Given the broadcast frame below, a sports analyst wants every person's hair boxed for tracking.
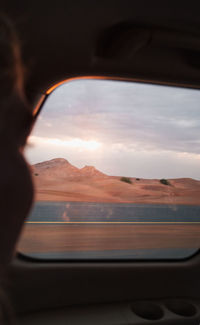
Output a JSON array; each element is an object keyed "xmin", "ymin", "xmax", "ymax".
[
  {"xmin": 0, "ymin": 13, "xmax": 33, "ymax": 149},
  {"xmin": 0, "ymin": 13, "xmax": 34, "ymax": 324},
  {"xmin": 0, "ymin": 13, "xmax": 24, "ymax": 97}
]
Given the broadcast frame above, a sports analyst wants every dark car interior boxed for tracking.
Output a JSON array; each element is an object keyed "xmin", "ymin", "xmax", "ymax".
[{"xmin": 1, "ymin": 1, "xmax": 200, "ymax": 324}]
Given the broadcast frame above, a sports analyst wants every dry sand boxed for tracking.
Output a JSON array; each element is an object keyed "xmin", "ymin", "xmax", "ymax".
[{"xmin": 33, "ymin": 173, "xmax": 200, "ymax": 206}]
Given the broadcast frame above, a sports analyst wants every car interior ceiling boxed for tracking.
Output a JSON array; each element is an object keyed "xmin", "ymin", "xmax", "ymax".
[{"xmin": 1, "ymin": 1, "xmax": 200, "ymax": 324}]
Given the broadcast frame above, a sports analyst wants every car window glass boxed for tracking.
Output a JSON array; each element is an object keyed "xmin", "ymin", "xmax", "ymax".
[{"xmin": 18, "ymin": 79, "xmax": 200, "ymax": 260}]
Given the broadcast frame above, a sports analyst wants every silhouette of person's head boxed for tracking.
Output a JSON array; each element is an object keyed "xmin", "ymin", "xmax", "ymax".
[{"xmin": 0, "ymin": 14, "xmax": 34, "ymax": 269}]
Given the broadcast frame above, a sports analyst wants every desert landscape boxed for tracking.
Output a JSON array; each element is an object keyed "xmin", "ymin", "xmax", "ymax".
[
  {"xmin": 17, "ymin": 158, "xmax": 200, "ymax": 258},
  {"xmin": 31, "ymin": 158, "xmax": 200, "ymax": 205}
]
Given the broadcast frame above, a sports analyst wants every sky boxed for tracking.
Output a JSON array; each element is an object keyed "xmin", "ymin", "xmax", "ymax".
[{"xmin": 25, "ymin": 79, "xmax": 200, "ymax": 179}]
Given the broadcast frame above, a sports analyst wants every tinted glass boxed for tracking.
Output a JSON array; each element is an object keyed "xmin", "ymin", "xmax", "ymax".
[{"xmin": 18, "ymin": 79, "xmax": 200, "ymax": 260}]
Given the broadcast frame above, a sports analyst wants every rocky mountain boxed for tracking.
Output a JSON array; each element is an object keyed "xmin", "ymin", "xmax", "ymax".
[
  {"xmin": 32, "ymin": 158, "xmax": 107, "ymax": 178},
  {"xmin": 34, "ymin": 158, "xmax": 70, "ymax": 169},
  {"xmin": 79, "ymin": 165, "xmax": 106, "ymax": 177}
]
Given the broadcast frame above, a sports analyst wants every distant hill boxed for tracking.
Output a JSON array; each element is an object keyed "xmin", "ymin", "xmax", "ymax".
[
  {"xmin": 32, "ymin": 158, "xmax": 107, "ymax": 178},
  {"xmin": 79, "ymin": 165, "xmax": 106, "ymax": 178},
  {"xmin": 31, "ymin": 158, "xmax": 200, "ymax": 205}
]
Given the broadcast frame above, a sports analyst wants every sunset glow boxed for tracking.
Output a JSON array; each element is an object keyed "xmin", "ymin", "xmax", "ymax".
[{"xmin": 29, "ymin": 135, "xmax": 102, "ymax": 151}]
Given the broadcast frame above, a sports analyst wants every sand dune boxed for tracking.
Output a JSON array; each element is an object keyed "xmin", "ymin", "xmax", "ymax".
[{"xmin": 31, "ymin": 158, "xmax": 200, "ymax": 205}]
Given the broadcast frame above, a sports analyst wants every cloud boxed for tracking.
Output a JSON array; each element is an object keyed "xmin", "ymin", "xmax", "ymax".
[
  {"xmin": 29, "ymin": 135, "xmax": 102, "ymax": 151},
  {"xmin": 26, "ymin": 80, "xmax": 200, "ymax": 178}
]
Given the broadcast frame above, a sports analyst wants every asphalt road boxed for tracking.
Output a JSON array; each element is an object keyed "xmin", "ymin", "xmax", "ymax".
[{"xmin": 26, "ymin": 201, "xmax": 200, "ymax": 224}]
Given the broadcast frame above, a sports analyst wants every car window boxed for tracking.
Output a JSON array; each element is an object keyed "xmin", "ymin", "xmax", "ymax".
[{"xmin": 18, "ymin": 78, "xmax": 200, "ymax": 260}]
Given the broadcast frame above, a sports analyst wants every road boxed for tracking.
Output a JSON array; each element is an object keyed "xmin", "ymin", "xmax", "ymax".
[
  {"xmin": 17, "ymin": 201, "xmax": 200, "ymax": 260},
  {"xmin": 26, "ymin": 201, "xmax": 200, "ymax": 223}
]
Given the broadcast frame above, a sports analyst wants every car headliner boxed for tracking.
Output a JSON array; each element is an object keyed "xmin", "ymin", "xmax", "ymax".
[{"xmin": 1, "ymin": 0, "xmax": 200, "ymax": 102}]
